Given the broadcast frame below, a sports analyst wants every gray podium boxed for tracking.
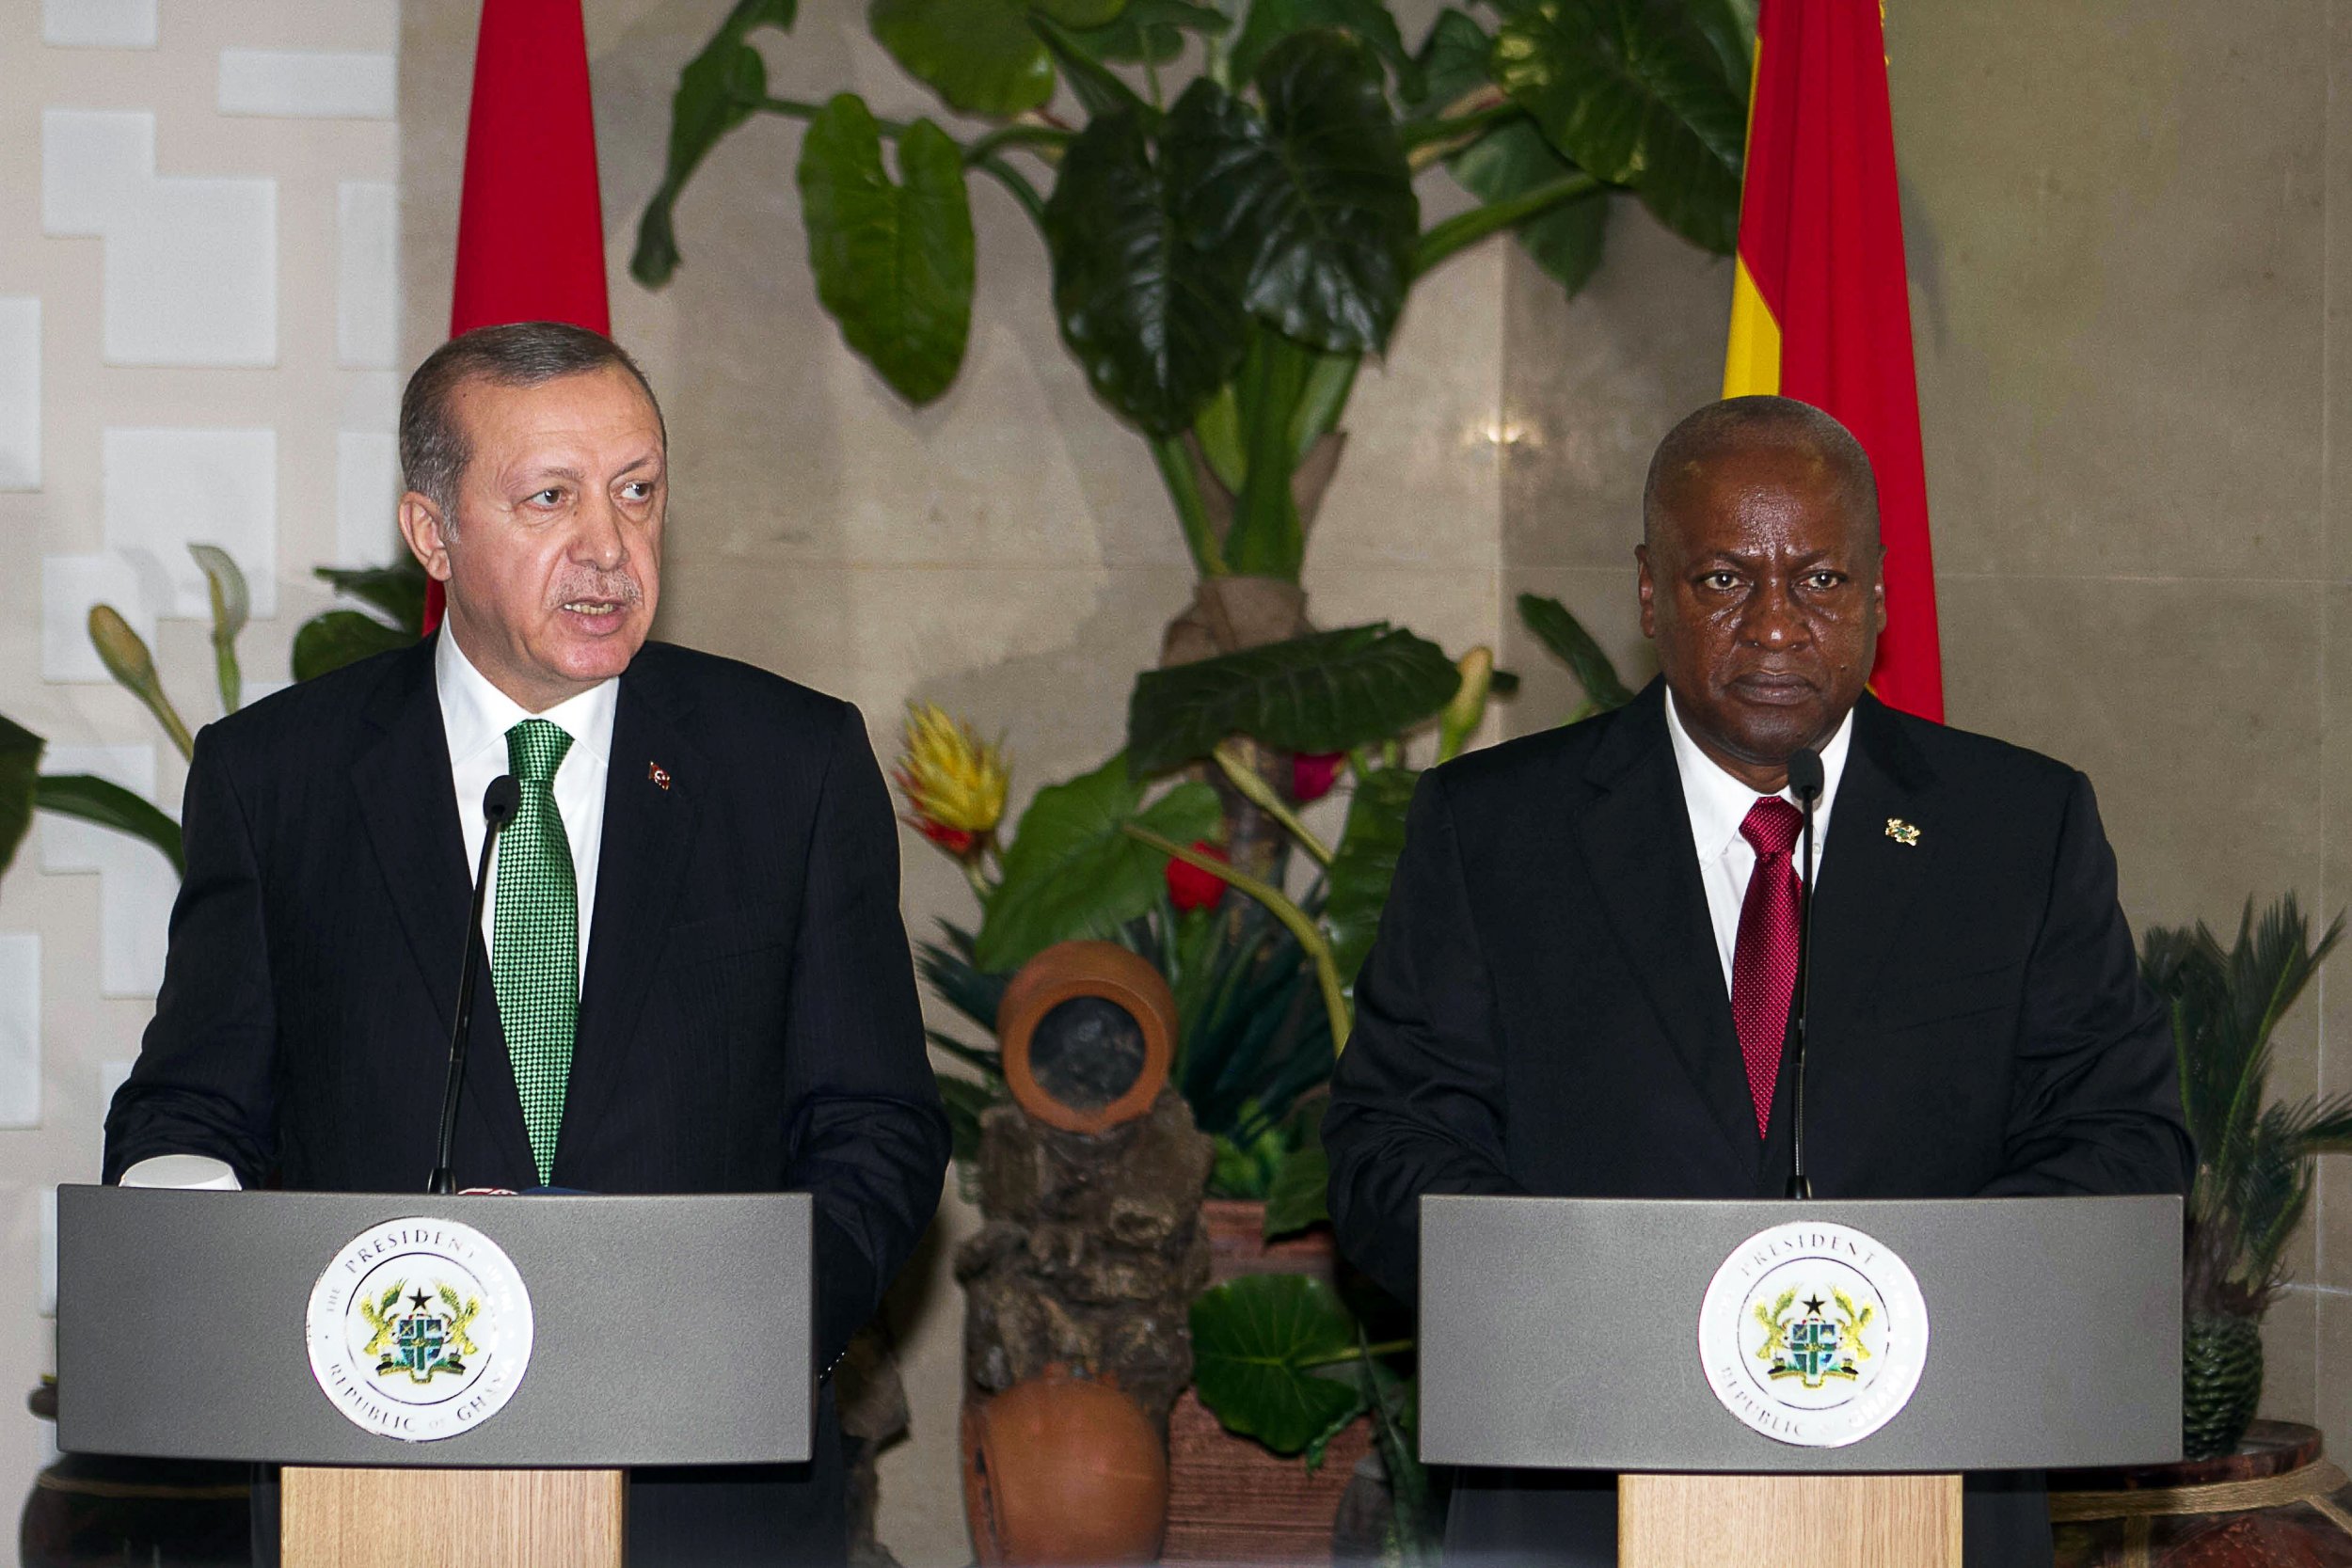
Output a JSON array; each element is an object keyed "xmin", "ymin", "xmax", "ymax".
[
  {"xmin": 56, "ymin": 1186, "xmax": 816, "ymax": 1568},
  {"xmin": 1418, "ymin": 1195, "xmax": 2184, "ymax": 1568}
]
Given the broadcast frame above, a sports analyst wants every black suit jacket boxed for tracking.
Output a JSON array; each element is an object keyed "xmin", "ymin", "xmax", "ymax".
[
  {"xmin": 1324, "ymin": 682, "xmax": 2191, "ymax": 1567},
  {"xmin": 104, "ymin": 636, "xmax": 950, "ymax": 1564}
]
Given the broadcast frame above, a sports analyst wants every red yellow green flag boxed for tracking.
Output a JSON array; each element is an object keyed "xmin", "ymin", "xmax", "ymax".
[{"xmin": 1723, "ymin": 0, "xmax": 1942, "ymax": 721}]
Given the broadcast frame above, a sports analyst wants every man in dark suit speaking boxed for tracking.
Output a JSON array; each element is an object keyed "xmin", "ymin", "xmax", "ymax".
[
  {"xmin": 1324, "ymin": 396, "xmax": 2191, "ymax": 1567},
  {"xmin": 103, "ymin": 322, "xmax": 949, "ymax": 1564}
]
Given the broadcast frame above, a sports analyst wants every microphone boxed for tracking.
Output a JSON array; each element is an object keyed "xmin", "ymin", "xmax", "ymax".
[
  {"xmin": 1784, "ymin": 747, "xmax": 1824, "ymax": 1201},
  {"xmin": 428, "ymin": 775, "xmax": 520, "ymax": 1195}
]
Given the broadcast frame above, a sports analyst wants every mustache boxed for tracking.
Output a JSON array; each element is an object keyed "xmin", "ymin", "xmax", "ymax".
[{"xmin": 547, "ymin": 572, "xmax": 644, "ymax": 608}]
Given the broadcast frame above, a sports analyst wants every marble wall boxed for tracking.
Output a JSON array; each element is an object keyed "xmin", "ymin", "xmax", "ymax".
[{"xmin": 1896, "ymin": 0, "xmax": 2351, "ymax": 1461}]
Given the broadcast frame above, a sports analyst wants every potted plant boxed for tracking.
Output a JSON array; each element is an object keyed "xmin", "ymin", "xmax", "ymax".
[
  {"xmin": 2043, "ymin": 897, "xmax": 2352, "ymax": 1562},
  {"xmin": 2139, "ymin": 896, "xmax": 2352, "ymax": 1460},
  {"xmin": 898, "ymin": 594, "xmax": 1631, "ymax": 1554}
]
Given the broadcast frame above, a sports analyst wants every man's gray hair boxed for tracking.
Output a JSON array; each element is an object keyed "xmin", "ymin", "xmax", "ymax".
[
  {"xmin": 399, "ymin": 321, "xmax": 666, "ymax": 527},
  {"xmin": 1641, "ymin": 395, "xmax": 1880, "ymax": 549}
]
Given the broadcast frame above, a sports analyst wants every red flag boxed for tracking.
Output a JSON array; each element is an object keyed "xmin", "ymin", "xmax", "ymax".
[
  {"xmin": 1722, "ymin": 0, "xmax": 1942, "ymax": 721},
  {"xmin": 424, "ymin": 0, "xmax": 612, "ymax": 633}
]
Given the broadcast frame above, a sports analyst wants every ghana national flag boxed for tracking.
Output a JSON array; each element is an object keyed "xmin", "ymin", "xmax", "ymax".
[{"xmin": 1722, "ymin": 0, "xmax": 1942, "ymax": 721}]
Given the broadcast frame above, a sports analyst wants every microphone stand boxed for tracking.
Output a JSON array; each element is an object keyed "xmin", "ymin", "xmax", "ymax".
[
  {"xmin": 1785, "ymin": 748, "xmax": 1824, "ymax": 1201},
  {"xmin": 428, "ymin": 775, "xmax": 519, "ymax": 1195}
]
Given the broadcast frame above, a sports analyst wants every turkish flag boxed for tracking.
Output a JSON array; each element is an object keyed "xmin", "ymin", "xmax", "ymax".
[{"xmin": 424, "ymin": 0, "xmax": 611, "ymax": 633}]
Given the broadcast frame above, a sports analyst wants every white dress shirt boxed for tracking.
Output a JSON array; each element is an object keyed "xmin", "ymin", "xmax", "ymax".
[
  {"xmin": 436, "ymin": 624, "xmax": 617, "ymax": 986},
  {"xmin": 1665, "ymin": 691, "xmax": 1854, "ymax": 995},
  {"xmin": 120, "ymin": 627, "xmax": 618, "ymax": 1192}
]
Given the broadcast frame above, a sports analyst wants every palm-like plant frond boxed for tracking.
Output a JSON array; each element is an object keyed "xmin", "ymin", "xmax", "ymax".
[{"xmin": 2143, "ymin": 895, "xmax": 2350, "ymax": 1317}]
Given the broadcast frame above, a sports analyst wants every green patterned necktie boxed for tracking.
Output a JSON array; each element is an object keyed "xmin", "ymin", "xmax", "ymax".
[{"xmin": 493, "ymin": 718, "xmax": 577, "ymax": 1185}]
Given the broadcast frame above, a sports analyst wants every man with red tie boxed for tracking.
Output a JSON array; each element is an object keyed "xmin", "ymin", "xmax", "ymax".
[{"xmin": 1323, "ymin": 395, "xmax": 2191, "ymax": 1567}]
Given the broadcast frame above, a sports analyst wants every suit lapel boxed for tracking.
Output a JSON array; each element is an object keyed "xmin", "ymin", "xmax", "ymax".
[
  {"xmin": 1573, "ymin": 683, "xmax": 1761, "ymax": 1165},
  {"xmin": 1804, "ymin": 696, "xmax": 1939, "ymax": 1057},
  {"xmin": 349, "ymin": 640, "xmax": 537, "ymax": 1181},
  {"xmin": 558, "ymin": 657, "xmax": 703, "ymax": 1177}
]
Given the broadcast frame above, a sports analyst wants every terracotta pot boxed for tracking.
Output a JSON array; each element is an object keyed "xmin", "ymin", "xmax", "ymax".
[
  {"xmin": 1162, "ymin": 1201, "xmax": 1374, "ymax": 1567},
  {"xmin": 2050, "ymin": 1418, "xmax": 2352, "ymax": 1565},
  {"xmin": 996, "ymin": 942, "xmax": 1177, "ymax": 1134},
  {"xmin": 962, "ymin": 1367, "xmax": 1168, "ymax": 1565}
]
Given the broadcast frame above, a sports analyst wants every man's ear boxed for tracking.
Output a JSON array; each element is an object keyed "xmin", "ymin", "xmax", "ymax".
[
  {"xmin": 1636, "ymin": 543, "xmax": 1659, "ymax": 640},
  {"xmin": 397, "ymin": 492, "xmax": 453, "ymax": 583}
]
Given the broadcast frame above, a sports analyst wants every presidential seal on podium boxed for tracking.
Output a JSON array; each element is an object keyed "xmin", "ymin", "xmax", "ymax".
[
  {"xmin": 305, "ymin": 1215, "xmax": 535, "ymax": 1442},
  {"xmin": 1696, "ymin": 1219, "xmax": 1930, "ymax": 1449}
]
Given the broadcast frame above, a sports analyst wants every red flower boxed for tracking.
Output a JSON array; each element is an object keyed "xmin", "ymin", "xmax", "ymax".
[
  {"xmin": 1292, "ymin": 752, "xmax": 1343, "ymax": 803},
  {"xmin": 1166, "ymin": 841, "xmax": 1230, "ymax": 912},
  {"xmin": 907, "ymin": 816, "xmax": 977, "ymax": 857}
]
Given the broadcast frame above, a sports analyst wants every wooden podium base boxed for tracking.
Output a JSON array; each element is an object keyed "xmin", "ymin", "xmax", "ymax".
[
  {"xmin": 280, "ymin": 1465, "xmax": 624, "ymax": 1568},
  {"xmin": 1620, "ymin": 1472, "xmax": 1962, "ymax": 1568}
]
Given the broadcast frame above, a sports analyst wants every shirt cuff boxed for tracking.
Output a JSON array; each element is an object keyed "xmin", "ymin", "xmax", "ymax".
[{"xmin": 118, "ymin": 1154, "xmax": 242, "ymax": 1191}]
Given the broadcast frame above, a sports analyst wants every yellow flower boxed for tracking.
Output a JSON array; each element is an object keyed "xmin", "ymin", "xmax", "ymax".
[{"xmin": 893, "ymin": 702, "xmax": 1009, "ymax": 857}]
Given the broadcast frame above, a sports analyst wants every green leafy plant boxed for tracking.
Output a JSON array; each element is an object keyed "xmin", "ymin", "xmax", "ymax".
[
  {"xmin": 0, "ymin": 541, "xmax": 264, "ymax": 879},
  {"xmin": 3, "ymin": 546, "xmax": 435, "ymax": 884},
  {"xmin": 637, "ymin": 0, "xmax": 1746, "ymax": 859},
  {"xmin": 2142, "ymin": 895, "xmax": 2352, "ymax": 1458},
  {"xmin": 1178, "ymin": 593, "xmax": 1629, "ymax": 1538},
  {"xmin": 1188, "ymin": 1273, "xmax": 1431, "ymax": 1554},
  {"xmin": 293, "ymin": 557, "xmax": 430, "ymax": 683}
]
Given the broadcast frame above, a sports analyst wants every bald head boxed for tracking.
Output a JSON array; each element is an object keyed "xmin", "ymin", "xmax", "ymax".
[{"xmin": 1643, "ymin": 396, "xmax": 1880, "ymax": 555}]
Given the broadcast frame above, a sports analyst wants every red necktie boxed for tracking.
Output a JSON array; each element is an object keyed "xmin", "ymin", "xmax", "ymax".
[{"xmin": 1732, "ymin": 797, "xmax": 1805, "ymax": 1137}]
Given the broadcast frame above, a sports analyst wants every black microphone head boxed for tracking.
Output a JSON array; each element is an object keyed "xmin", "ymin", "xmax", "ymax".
[
  {"xmin": 1785, "ymin": 747, "xmax": 1825, "ymax": 804},
  {"xmin": 483, "ymin": 774, "xmax": 521, "ymax": 829}
]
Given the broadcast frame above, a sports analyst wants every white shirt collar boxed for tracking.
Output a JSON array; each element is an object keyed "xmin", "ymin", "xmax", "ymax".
[
  {"xmin": 1665, "ymin": 689, "xmax": 1854, "ymax": 867},
  {"xmin": 434, "ymin": 625, "xmax": 618, "ymax": 773}
]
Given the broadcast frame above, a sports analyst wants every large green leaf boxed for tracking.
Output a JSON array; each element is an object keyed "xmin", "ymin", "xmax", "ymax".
[
  {"xmin": 1045, "ymin": 111, "xmax": 1247, "ymax": 436},
  {"xmin": 1682, "ymin": 0, "xmax": 1759, "ymax": 96},
  {"xmin": 1190, "ymin": 1272, "xmax": 1367, "ymax": 1453},
  {"xmin": 1517, "ymin": 593, "xmax": 1632, "ymax": 712},
  {"xmin": 1065, "ymin": 0, "xmax": 1229, "ymax": 64},
  {"xmin": 1228, "ymin": 0, "xmax": 1420, "ymax": 100},
  {"xmin": 973, "ymin": 754, "xmax": 1221, "ymax": 972},
  {"xmin": 1326, "ymin": 764, "xmax": 1417, "ymax": 984},
  {"xmin": 1408, "ymin": 6, "xmax": 1494, "ymax": 112},
  {"xmin": 1127, "ymin": 624, "xmax": 1459, "ymax": 776},
  {"xmin": 797, "ymin": 96, "xmax": 976, "ymax": 405},
  {"xmin": 292, "ymin": 610, "xmax": 412, "ymax": 683},
  {"xmin": 1165, "ymin": 35, "xmax": 1417, "ymax": 354},
  {"xmin": 1492, "ymin": 0, "xmax": 1742, "ymax": 254},
  {"xmin": 1030, "ymin": 12, "xmax": 1153, "ymax": 119},
  {"xmin": 34, "ymin": 775, "xmax": 183, "ymax": 876},
  {"xmin": 632, "ymin": 0, "xmax": 799, "ymax": 286},
  {"xmin": 871, "ymin": 0, "xmax": 1052, "ymax": 115},
  {"xmin": 312, "ymin": 559, "xmax": 428, "ymax": 632},
  {"xmin": 870, "ymin": 0, "xmax": 1123, "ymax": 118},
  {"xmin": 1453, "ymin": 119, "xmax": 1609, "ymax": 293},
  {"xmin": 0, "ymin": 716, "xmax": 40, "ymax": 879},
  {"xmin": 1413, "ymin": 8, "xmax": 1609, "ymax": 292},
  {"xmin": 1262, "ymin": 1117, "xmax": 1332, "ymax": 1238}
]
